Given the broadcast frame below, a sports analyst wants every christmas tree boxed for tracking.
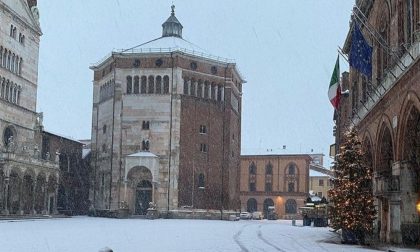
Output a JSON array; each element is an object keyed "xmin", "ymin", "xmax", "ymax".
[{"xmin": 328, "ymin": 127, "xmax": 376, "ymax": 244}]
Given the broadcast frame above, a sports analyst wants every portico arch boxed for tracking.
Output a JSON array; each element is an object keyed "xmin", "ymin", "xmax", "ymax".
[
  {"xmin": 47, "ymin": 174, "xmax": 58, "ymax": 214},
  {"xmin": 22, "ymin": 169, "xmax": 35, "ymax": 214},
  {"xmin": 8, "ymin": 168, "xmax": 22, "ymax": 214},
  {"xmin": 34, "ymin": 172, "xmax": 47, "ymax": 213},
  {"xmin": 127, "ymin": 166, "xmax": 153, "ymax": 215}
]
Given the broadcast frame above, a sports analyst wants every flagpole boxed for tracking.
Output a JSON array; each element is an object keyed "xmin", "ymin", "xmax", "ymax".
[{"xmin": 337, "ymin": 46, "xmax": 348, "ymax": 63}]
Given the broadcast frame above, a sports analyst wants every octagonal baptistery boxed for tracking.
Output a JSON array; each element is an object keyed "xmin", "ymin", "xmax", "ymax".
[{"xmin": 90, "ymin": 6, "xmax": 245, "ymax": 216}]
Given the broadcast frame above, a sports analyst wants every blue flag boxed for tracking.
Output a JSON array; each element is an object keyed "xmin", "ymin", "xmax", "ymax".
[{"xmin": 349, "ymin": 22, "xmax": 372, "ymax": 78}]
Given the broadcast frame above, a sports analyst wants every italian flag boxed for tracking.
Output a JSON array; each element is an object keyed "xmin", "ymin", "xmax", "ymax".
[{"xmin": 328, "ymin": 56, "xmax": 340, "ymax": 109}]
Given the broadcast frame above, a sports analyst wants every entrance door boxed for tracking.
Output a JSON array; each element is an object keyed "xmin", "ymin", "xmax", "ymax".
[
  {"xmin": 49, "ymin": 196, "xmax": 54, "ymax": 215},
  {"xmin": 135, "ymin": 180, "xmax": 152, "ymax": 215}
]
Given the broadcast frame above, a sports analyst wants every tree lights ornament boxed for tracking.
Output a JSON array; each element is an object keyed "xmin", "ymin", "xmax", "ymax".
[{"xmin": 328, "ymin": 127, "xmax": 376, "ymax": 244}]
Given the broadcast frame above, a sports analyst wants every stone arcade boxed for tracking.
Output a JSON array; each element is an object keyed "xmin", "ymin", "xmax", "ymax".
[{"xmin": 336, "ymin": 0, "xmax": 420, "ymax": 245}]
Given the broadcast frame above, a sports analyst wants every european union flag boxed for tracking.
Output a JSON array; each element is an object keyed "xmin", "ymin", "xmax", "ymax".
[{"xmin": 349, "ymin": 22, "xmax": 372, "ymax": 78}]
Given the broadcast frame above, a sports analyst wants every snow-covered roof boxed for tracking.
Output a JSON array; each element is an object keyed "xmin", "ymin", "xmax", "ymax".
[
  {"xmin": 127, "ymin": 36, "xmax": 208, "ymax": 55},
  {"xmin": 43, "ymin": 130, "xmax": 84, "ymax": 144},
  {"xmin": 310, "ymin": 170, "xmax": 330, "ymax": 177},
  {"xmin": 127, "ymin": 152, "xmax": 158, "ymax": 158},
  {"xmin": 82, "ymin": 149, "xmax": 91, "ymax": 159}
]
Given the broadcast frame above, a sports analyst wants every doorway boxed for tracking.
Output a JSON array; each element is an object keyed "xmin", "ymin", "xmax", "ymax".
[{"xmin": 135, "ymin": 180, "xmax": 152, "ymax": 215}]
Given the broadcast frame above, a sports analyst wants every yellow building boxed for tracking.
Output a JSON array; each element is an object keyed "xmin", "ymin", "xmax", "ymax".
[
  {"xmin": 240, "ymin": 154, "xmax": 311, "ymax": 219},
  {"xmin": 309, "ymin": 171, "xmax": 332, "ymax": 200}
]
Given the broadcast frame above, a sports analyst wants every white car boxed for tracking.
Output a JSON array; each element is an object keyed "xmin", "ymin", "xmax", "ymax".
[{"xmin": 240, "ymin": 212, "xmax": 252, "ymax": 220}]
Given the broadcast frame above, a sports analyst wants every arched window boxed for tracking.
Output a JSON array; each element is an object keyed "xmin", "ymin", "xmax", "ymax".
[
  {"xmin": 288, "ymin": 182, "xmax": 295, "ymax": 192},
  {"xmin": 126, "ymin": 76, "xmax": 132, "ymax": 94},
  {"xmin": 286, "ymin": 163, "xmax": 297, "ymax": 192},
  {"xmin": 156, "ymin": 76, "xmax": 162, "ymax": 94},
  {"xmin": 0, "ymin": 47, "xmax": 3, "ymax": 67},
  {"xmin": 0, "ymin": 78, "xmax": 4, "ymax": 99},
  {"xmin": 11, "ymin": 54, "xmax": 15, "ymax": 73},
  {"xmin": 163, "ymin": 75, "xmax": 169, "ymax": 94},
  {"xmin": 12, "ymin": 85, "xmax": 17, "ymax": 103},
  {"xmin": 148, "ymin": 75, "xmax": 154, "ymax": 94},
  {"xmin": 247, "ymin": 198, "xmax": 258, "ymax": 213},
  {"xmin": 197, "ymin": 80, "xmax": 203, "ymax": 98},
  {"xmin": 14, "ymin": 55, "xmax": 19, "ymax": 73},
  {"xmin": 249, "ymin": 162, "xmax": 257, "ymax": 192},
  {"xmin": 131, "ymin": 76, "xmax": 138, "ymax": 94},
  {"xmin": 140, "ymin": 76, "xmax": 147, "ymax": 94},
  {"xmin": 17, "ymin": 86, "xmax": 21, "ymax": 104},
  {"xmin": 2, "ymin": 50, "xmax": 7, "ymax": 67},
  {"xmin": 211, "ymin": 83, "xmax": 216, "ymax": 100},
  {"xmin": 265, "ymin": 162, "xmax": 273, "ymax": 192},
  {"xmin": 183, "ymin": 78, "xmax": 189, "ymax": 95},
  {"xmin": 190, "ymin": 79, "xmax": 196, "ymax": 96},
  {"xmin": 10, "ymin": 25, "xmax": 13, "ymax": 37},
  {"xmin": 3, "ymin": 126, "xmax": 15, "ymax": 147},
  {"xmin": 266, "ymin": 163, "xmax": 273, "ymax": 175},
  {"xmin": 249, "ymin": 162, "xmax": 257, "ymax": 175},
  {"xmin": 288, "ymin": 164, "xmax": 295, "ymax": 175},
  {"xmin": 7, "ymin": 52, "xmax": 11, "ymax": 70},
  {"xmin": 285, "ymin": 199, "xmax": 297, "ymax": 214},
  {"xmin": 19, "ymin": 58, "xmax": 22, "ymax": 75},
  {"xmin": 204, "ymin": 81, "xmax": 210, "ymax": 99},
  {"xmin": 217, "ymin": 85, "xmax": 223, "ymax": 101},
  {"xmin": 198, "ymin": 173, "xmax": 205, "ymax": 188},
  {"xmin": 5, "ymin": 80, "xmax": 9, "ymax": 101}
]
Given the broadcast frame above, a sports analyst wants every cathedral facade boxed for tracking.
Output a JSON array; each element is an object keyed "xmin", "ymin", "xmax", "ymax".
[
  {"xmin": 0, "ymin": 0, "xmax": 60, "ymax": 215},
  {"xmin": 90, "ymin": 6, "xmax": 244, "ymax": 215}
]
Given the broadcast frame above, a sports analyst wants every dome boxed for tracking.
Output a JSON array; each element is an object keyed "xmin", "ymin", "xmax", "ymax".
[{"xmin": 162, "ymin": 5, "xmax": 183, "ymax": 38}]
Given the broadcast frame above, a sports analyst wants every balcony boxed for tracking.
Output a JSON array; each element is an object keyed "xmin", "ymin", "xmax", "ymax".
[
  {"xmin": 374, "ymin": 175, "xmax": 400, "ymax": 195},
  {"xmin": 0, "ymin": 151, "xmax": 59, "ymax": 170},
  {"xmin": 353, "ymin": 40, "xmax": 420, "ymax": 124}
]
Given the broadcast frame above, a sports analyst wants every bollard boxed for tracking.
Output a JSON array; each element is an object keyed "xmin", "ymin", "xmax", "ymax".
[{"xmin": 292, "ymin": 219, "xmax": 296, "ymax": 226}]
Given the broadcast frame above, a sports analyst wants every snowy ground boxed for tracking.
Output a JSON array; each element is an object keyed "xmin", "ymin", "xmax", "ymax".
[{"xmin": 0, "ymin": 217, "xmax": 417, "ymax": 252}]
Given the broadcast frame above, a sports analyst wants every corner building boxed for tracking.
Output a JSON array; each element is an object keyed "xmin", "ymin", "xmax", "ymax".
[
  {"xmin": 336, "ymin": 0, "xmax": 420, "ymax": 245},
  {"xmin": 240, "ymin": 154, "xmax": 311, "ymax": 219},
  {"xmin": 90, "ymin": 6, "xmax": 244, "ymax": 215}
]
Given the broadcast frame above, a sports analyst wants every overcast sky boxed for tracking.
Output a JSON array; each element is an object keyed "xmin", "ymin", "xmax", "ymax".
[{"xmin": 36, "ymin": 0, "xmax": 354, "ymax": 162}]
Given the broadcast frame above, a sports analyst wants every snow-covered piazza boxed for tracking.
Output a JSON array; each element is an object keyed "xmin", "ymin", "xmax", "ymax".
[{"xmin": 0, "ymin": 217, "xmax": 417, "ymax": 252}]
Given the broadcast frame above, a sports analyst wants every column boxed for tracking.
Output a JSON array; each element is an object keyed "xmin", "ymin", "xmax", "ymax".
[
  {"xmin": 389, "ymin": 199, "xmax": 402, "ymax": 243},
  {"xmin": 221, "ymin": 86, "xmax": 225, "ymax": 101},
  {"xmin": 18, "ymin": 178, "xmax": 23, "ymax": 215},
  {"xmin": 54, "ymin": 187, "xmax": 58, "ymax": 214},
  {"xmin": 31, "ymin": 179, "xmax": 37, "ymax": 214},
  {"xmin": 43, "ymin": 183, "xmax": 48, "ymax": 215},
  {"xmin": 3, "ymin": 178, "xmax": 9, "ymax": 215}
]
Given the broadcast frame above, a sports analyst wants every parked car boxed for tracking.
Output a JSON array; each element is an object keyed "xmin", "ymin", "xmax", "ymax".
[
  {"xmin": 251, "ymin": 211, "xmax": 263, "ymax": 220},
  {"xmin": 267, "ymin": 206, "xmax": 278, "ymax": 220},
  {"xmin": 240, "ymin": 212, "xmax": 252, "ymax": 220}
]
